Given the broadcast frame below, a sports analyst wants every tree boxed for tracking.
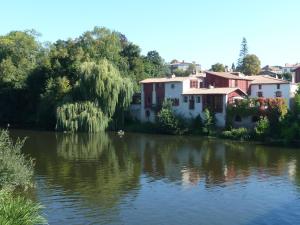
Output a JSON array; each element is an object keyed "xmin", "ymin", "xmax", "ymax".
[
  {"xmin": 0, "ymin": 31, "xmax": 41, "ymax": 88},
  {"xmin": 241, "ymin": 54, "xmax": 261, "ymax": 75},
  {"xmin": 231, "ymin": 63, "xmax": 236, "ymax": 72},
  {"xmin": 282, "ymin": 72, "xmax": 292, "ymax": 81},
  {"xmin": 237, "ymin": 37, "xmax": 248, "ymax": 71},
  {"xmin": 211, "ymin": 63, "xmax": 225, "ymax": 72},
  {"xmin": 77, "ymin": 59, "xmax": 133, "ymax": 117}
]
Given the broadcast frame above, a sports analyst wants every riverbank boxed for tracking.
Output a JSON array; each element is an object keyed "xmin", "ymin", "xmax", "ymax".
[
  {"xmin": 124, "ymin": 120, "xmax": 300, "ymax": 147},
  {"xmin": 0, "ymin": 130, "xmax": 46, "ymax": 224}
]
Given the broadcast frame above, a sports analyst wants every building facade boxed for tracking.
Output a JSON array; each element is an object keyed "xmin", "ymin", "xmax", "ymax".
[{"xmin": 136, "ymin": 71, "xmax": 299, "ymax": 128}]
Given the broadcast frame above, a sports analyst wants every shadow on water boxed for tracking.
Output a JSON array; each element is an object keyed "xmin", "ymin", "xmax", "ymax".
[{"xmin": 10, "ymin": 130, "xmax": 300, "ymax": 224}]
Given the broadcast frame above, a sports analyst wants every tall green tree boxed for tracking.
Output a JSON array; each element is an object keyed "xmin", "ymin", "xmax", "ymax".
[
  {"xmin": 237, "ymin": 37, "xmax": 248, "ymax": 72},
  {"xmin": 242, "ymin": 54, "xmax": 261, "ymax": 75},
  {"xmin": 0, "ymin": 31, "xmax": 41, "ymax": 89},
  {"xmin": 211, "ymin": 63, "xmax": 225, "ymax": 72}
]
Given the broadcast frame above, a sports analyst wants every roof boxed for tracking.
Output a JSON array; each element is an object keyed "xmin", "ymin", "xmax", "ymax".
[
  {"xmin": 293, "ymin": 66, "xmax": 300, "ymax": 72},
  {"xmin": 250, "ymin": 75, "xmax": 289, "ymax": 84},
  {"xmin": 205, "ymin": 71, "xmax": 253, "ymax": 80},
  {"xmin": 183, "ymin": 87, "xmax": 246, "ymax": 95},
  {"xmin": 140, "ymin": 76, "xmax": 190, "ymax": 84}
]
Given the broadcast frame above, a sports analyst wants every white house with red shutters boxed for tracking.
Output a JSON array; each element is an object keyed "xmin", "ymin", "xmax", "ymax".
[{"xmin": 136, "ymin": 71, "xmax": 298, "ymax": 127}]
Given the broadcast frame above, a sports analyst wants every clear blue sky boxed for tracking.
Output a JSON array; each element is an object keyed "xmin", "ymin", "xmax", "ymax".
[{"xmin": 1, "ymin": 0, "xmax": 299, "ymax": 69}]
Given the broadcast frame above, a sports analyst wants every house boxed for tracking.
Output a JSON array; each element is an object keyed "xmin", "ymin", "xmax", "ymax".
[
  {"xmin": 139, "ymin": 74, "xmax": 246, "ymax": 127},
  {"xmin": 169, "ymin": 60, "xmax": 201, "ymax": 74},
  {"xmin": 260, "ymin": 65, "xmax": 283, "ymax": 78},
  {"xmin": 282, "ymin": 63, "xmax": 300, "ymax": 74},
  {"xmin": 136, "ymin": 70, "xmax": 299, "ymax": 128},
  {"xmin": 248, "ymin": 75, "xmax": 296, "ymax": 108},
  {"xmin": 293, "ymin": 66, "xmax": 300, "ymax": 83},
  {"xmin": 204, "ymin": 71, "xmax": 252, "ymax": 93}
]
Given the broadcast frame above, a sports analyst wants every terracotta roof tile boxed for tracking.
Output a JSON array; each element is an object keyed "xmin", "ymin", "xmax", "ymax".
[
  {"xmin": 183, "ymin": 87, "xmax": 246, "ymax": 95},
  {"xmin": 250, "ymin": 75, "xmax": 289, "ymax": 84}
]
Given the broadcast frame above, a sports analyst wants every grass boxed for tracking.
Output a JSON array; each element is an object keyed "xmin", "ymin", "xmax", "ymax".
[{"xmin": 0, "ymin": 189, "xmax": 47, "ymax": 225}]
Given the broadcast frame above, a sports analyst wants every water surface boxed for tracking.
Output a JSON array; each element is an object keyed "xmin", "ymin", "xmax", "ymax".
[{"xmin": 12, "ymin": 130, "xmax": 300, "ymax": 225}]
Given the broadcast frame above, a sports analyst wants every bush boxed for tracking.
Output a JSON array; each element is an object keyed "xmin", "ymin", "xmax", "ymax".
[
  {"xmin": 0, "ymin": 130, "xmax": 34, "ymax": 189},
  {"xmin": 202, "ymin": 108, "xmax": 214, "ymax": 135},
  {"xmin": 221, "ymin": 128, "xmax": 250, "ymax": 141},
  {"xmin": 157, "ymin": 100, "xmax": 185, "ymax": 135},
  {"xmin": 189, "ymin": 115, "xmax": 203, "ymax": 134},
  {"xmin": 0, "ymin": 189, "xmax": 46, "ymax": 225},
  {"xmin": 254, "ymin": 117, "xmax": 270, "ymax": 140},
  {"xmin": 0, "ymin": 130, "xmax": 46, "ymax": 224}
]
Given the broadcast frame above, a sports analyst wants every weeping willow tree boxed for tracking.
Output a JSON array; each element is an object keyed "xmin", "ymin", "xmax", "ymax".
[
  {"xmin": 56, "ymin": 59, "xmax": 133, "ymax": 132},
  {"xmin": 78, "ymin": 59, "xmax": 133, "ymax": 116},
  {"xmin": 56, "ymin": 101, "xmax": 109, "ymax": 132}
]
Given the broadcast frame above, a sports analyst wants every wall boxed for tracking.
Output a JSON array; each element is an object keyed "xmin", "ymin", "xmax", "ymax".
[
  {"xmin": 295, "ymin": 68, "xmax": 300, "ymax": 83},
  {"xmin": 205, "ymin": 74, "xmax": 229, "ymax": 88},
  {"xmin": 250, "ymin": 83, "xmax": 291, "ymax": 107}
]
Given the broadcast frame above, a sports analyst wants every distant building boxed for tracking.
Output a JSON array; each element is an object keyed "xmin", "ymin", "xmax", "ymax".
[
  {"xmin": 169, "ymin": 60, "xmax": 201, "ymax": 74},
  {"xmin": 282, "ymin": 63, "xmax": 300, "ymax": 74},
  {"xmin": 260, "ymin": 65, "xmax": 283, "ymax": 78}
]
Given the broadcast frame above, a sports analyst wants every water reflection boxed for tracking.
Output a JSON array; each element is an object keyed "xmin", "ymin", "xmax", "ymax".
[{"xmin": 12, "ymin": 130, "xmax": 300, "ymax": 224}]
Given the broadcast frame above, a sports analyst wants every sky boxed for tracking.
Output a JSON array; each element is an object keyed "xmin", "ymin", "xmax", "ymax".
[{"xmin": 1, "ymin": 0, "xmax": 299, "ymax": 69}]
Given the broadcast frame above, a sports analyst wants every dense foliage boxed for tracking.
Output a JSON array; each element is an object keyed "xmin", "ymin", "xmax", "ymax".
[
  {"xmin": 0, "ymin": 130, "xmax": 46, "ymax": 224},
  {"xmin": 56, "ymin": 102, "xmax": 109, "ymax": 133},
  {"xmin": 0, "ymin": 130, "xmax": 33, "ymax": 189},
  {"xmin": 210, "ymin": 63, "xmax": 225, "ymax": 72},
  {"xmin": 0, "ymin": 27, "xmax": 168, "ymax": 132},
  {"xmin": 221, "ymin": 128, "xmax": 250, "ymax": 141},
  {"xmin": 157, "ymin": 100, "xmax": 184, "ymax": 135}
]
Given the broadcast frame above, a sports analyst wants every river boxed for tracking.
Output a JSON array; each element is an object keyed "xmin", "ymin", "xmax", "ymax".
[{"xmin": 11, "ymin": 129, "xmax": 300, "ymax": 225}]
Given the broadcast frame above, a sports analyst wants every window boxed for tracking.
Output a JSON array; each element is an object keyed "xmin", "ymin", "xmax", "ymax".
[
  {"xmin": 257, "ymin": 91, "xmax": 263, "ymax": 97},
  {"xmin": 259, "ymin": 85, "xmax": 262, "ymax": 90},
  {"xmin": 183, "ymin": 96, "xmax": 188, "ymax": 103},
  {"xmin": 190, "ymin": 80, "xmax": 198, "ymax": 88},
  {"xmin": 277, "ymin": 84, "xmax": 280, "ymax": 89},
  {"xmin": 171, "ymin": 83, "xmax": 175, "ymax": 89},
  {"xmin": 275, "ymin": 91, "xmax": 282, "ymax": 97},
  {"xmin": 156, "ymin": 83, "xmax": 164, "ymax": 88},
  {"xmin": 196, "ymin": 96, "xmax": 201, "ymax": 103}
]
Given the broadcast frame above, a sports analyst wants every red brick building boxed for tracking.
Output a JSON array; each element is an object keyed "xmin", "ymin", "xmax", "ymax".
[{"xmin": 294, "ymin": 66, "xmax": 300, "ymax": 83}]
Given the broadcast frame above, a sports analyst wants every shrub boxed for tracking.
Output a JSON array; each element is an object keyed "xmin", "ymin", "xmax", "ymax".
[
  {"xmin": 189, "ymin": 115, "xmax": 203, "ymax": 134},
  {"xmin": 221, "ymin": 128, "xmax": 250, "ymax": 141},
  {"xmin": 0, "ymin": 130, "xmax": 34, "ymax": 190},
  {"xmin": 0, "ymin": 189, "xmax": 46, "ymax": 225},
  {"xmin": 0, "ymin": 130, "xmax": 46, "ymax": 224},
  {"xmin": 157, "ymin": 100, "xmax": 185, "ymax": 135},
  {"xmin": 202, "ymin": 108, "xmax": 214, "ymax": 135},
  {"xmin": 254, "ymin": 117, "xmax": 270, "ymax": 140}
]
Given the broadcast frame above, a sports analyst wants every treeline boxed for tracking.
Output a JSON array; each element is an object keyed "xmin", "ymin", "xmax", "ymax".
[{"xmin": 0, "ymin": 27, "xmax": 169, "ymax": 131}]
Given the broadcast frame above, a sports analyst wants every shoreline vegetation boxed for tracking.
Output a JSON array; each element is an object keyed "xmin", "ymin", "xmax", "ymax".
[
  {"xmin": 124, "ymin": 98, "xmax": 300, "ymax": 147},
  {"xmin": 0, "ymin": 129, "xmax": 46, "ymax": 225},
  {"xmin": 0, "ymin": 27, "xmax": 300, "ymax": 146}
]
